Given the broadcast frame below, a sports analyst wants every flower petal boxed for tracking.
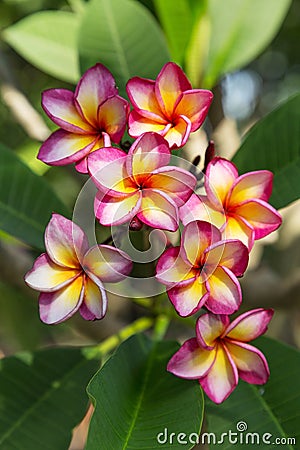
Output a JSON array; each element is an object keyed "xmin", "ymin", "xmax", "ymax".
[
  {"xmin": 181, "ymin": 220, "xmax": 221, "ymax": 267},
  {"xmin": 225, "ymin": 340, "xmax": 270, "ymax": 384},
  {"xmin": 38, "ymin": 129, "xmax": 98, "ymax": 166},
  {"xmin": 155, "ymin": 62, "xmax": 191, "ymax": 117},
  {"xmin": 196, "ymin": 313, "xmax": 229, "ymax": 350},
  {"xmin": 45, "ymin": 214, "xmax": 89, "ymax": 268},
  {"xmin": 138, "ymin": 189, "xmax": 179, "ymax": 231},
  {"xmin": 179, "ymin": 194, "xmax": 225, "ymax": 228},
  {"xmin": 80, "ymin": 277, "xmax": 107, "ymax": 320},
  {"xmin": 205, "ymin": 266, "xmax": 241, "ymax": 314},
  {"xmin": 204, "ymin": 239, "xmax": 249, "ymax": 277},
  {"xmin": 233, "ymin": 199, "xmax": 282, "ymax": 239},
  {"xmin": 205, "ymin": 157, "xmax": 238, "ymax": 207},
  {"xmin": 95, "ymin": 190, "xmax": 142, "ymax": 226},
  {"xmin": 222, "ymin": 215, "xmax": 254, "ymax": 250},
  {"xmin": 25, "ymin": 254, "xmax": 79, "ymax": 292},
  {"xmin": 74, "ymin": 63, "xmax": 117, "ymax": 127},
  {"xmin": 167, "ymin": 338, "xmax": 216, "ymax": 379},
  {"xmin": 127, "ymin": 132, "xmax": 170, "ymax": 179},
  {"xmin": 147, "ymin": 166, "xmax": 197, "ymax": 206},
  {"xmin": 175, "ymin": 89, "xmax": 213, "ymax": 131},
  {"xmin": 156, "ymin": 246, "xmax": 196, "ymax": 284},
  {"xmin": 225, "ymin": 308, "xmax": 274, "ymax": 341},
  {"xmin": 199, "ymin": 343, "xmax": 238, "ymax": 404},
  {"xmin": 75, "ymin": 133, "xmax": 111, "ymax": 174},
  {"xmin": 168, "ymin": 276, "xmax": 209, "ymax": 317},
  {"xmin": 97, "ymin": 95, "xmax": 129, "ymax": 143},
  {"xmin": 229, "ymin": 170, "xmax": 273, "ymax": 206},
  {"xmin": 83, "ymin": 244, "xmax": 132, "ymax": 282},
  {"xmin": 128, "ymin": 110, "xmax": 169, "ymax": 137},
  {"xmin": 126, "ymin": 77, "xmax": 166, "ymax": 122},
  {"xmin": 41, "ymin": 89, "xmax": 93, "ymax": 133},
  {"xmin": 164, "ymin": 115, "xmax": 191, "ymax": 149},
  {"xmin": 39, "ymin": 276, "xmax": 84, "ymax": 324}
]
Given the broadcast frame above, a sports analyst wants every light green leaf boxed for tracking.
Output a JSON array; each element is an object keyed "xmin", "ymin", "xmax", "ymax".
[
  {"xmin": 232, "ymin": 93, "xmax": 300, "ymax": 209},
  {"xmin": 3, "ymin": 11, "xmax": 81, "ymax": 83},
  {"xmin": 78, "ymin": 0, "xmax": 170, "ymax": 98},
  {"xmin": 153, "ymin": 0, "xmax": 192, "ymax": 64},
  {"xmin": 0, "ymin": 143, "xmax": 69, "ymax": 249},
  {"xmin": 0, "ymin": 347, "xmax": 100, "ymax": 450},
  {"xmin": 202, "ymin": 0, "xmax": 291, "ymax": 88},
  {"xmin": 86, "ymin": 334, "xmax": 204, "ymax": 449},
  {"xmin": 206, "ymin": 336, "xmax": 300, "ymax": 449}
]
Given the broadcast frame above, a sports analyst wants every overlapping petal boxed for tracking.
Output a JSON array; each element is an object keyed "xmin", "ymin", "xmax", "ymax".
[
  {"xmin": 225, "ymin": 308, "xmax": 274, "ymax": 341},
  {"xmin": 181, "ymin": 220, "xmax": 221, "ymax": 266},
  {"xmin": 156, "ymin": 247, "xmax": 196, "ymax": 284},
  {"xmin": 97, "ymin": 95, "xmax": 129, "ymax": 143},
  {"xmin": 138, "ymin": 189, "xmax": 179, "ymax": 232},
  {"xmin": 83, "ymin": 245, "xmax": 132, "ymax": 282},
  {"xmin": 168, "ymin": 276, "xmax": 209, "ymax": 317},
  {"xmin": 126, "ymin": 77, "xmax": 165, "ymax": 122},
  {"xmin": 80, "ymin": 277, "xmax": 107, "ymax": 321},
  {"xmin": 205, "ymin": 266, "xmax": 242, "ymax": 314},
  {"xmin": 164, "ymin": 115, "xmax": 191, "ymax": 148},
  {"xmin": 196, "ymin": 313, "xmax": 229, "ymax": 350},
  {"xmin": 179, "ymin": 194, "xmax": 225, "ymax": 228},
  {"xmin": 228, "ymin": 171, "xmax": 273, "ymax": 205},
  {"xmin": 222, "ymin": 215, "xmax": 254, "ymax": 249},
  {"xmin": 175, "ymin": 90, "xmax": 214, "ymax": 131},
  {"xmin": 95, "ymin": 191, "xmax": 142, "ymax": 226},
  {"xmin": 205, "ymin": 157, "xmax": 238, "ymax": 207},
  {"xmin": 128, "ymin": 111, "xmax": 169, "ymax": 137},
  {"xmin": 204, "ymin": 239, "xmax": 249, "ymax": 277}
]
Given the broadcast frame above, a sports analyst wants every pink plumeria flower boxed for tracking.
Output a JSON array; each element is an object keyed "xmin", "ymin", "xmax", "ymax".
[
  {"xmin": 167, "ymin": 308, "xmax": 274, "ymax": 404},
  {"xmin": 24, "ymin": 214, "xmax": 132, "ymax": 324},
  {"xmin": 156, "ymin": 220, "xmax": 248, "ymax": 316},
  {"xmin": 126, "ymin": 62, "xmax": 213, "ymax": 149},
  {"xmin": 180, "ymin": 157, "xmax": 282, "ymax": 249},
  {"xmin": 38, "ymin": 63, "xmax": 129, "ymax": 173},
  {"xmin": 88, "ymin": 132, "xmax": 197, "ymax": 232}
]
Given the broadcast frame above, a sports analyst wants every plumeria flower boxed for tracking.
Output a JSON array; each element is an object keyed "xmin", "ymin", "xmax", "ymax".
[
  {"xmin": 156, "ymin": 220, "xmax": 248, "ymax": 316},
  {"xmin": 126, "ymin": 62, "xmax": 213, "ymax": 149},
  {"xmin": 180, "ymin": 157, "xmax": 282, "ymax": 249},
  {"xmin": 167, "ymin": 308, "xmax": 274, "ymax": 404},
  {"xmin": 88, "ymin": 132, "xmax": 197, "ymax": 232},
  {"xmin": 38, "ymin": 63, "xmax": 129, "ymax": 173},
  {"xmin": 24, "ymin": 214, "xmax": 132, "ymax": 324}
]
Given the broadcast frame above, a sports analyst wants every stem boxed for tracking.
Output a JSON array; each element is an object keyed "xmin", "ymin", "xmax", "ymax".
[
  {"xmin": 101, "ymin": 234, "xmax": 113, "ymax": 245},
  {"xmin": 153, "ymin": 315, "xmax": 170, "ymax": 341}
]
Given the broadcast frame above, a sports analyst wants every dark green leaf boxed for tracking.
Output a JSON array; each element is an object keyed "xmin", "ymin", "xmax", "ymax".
[
  {"xmin": 78, "ymin": 0, "xmax": 170, "ymax": 98},
  {"xmin": 86, "ymin": 333, "xmax": 204, "ymax": 449},
  {"xmin": 0, "ymin": 143, "xmax": 69, "ymax": 250},
  {"xmin": 0, "ymin": 347, "xmax": 100, "ymax": 450},
  {"xmin": 232, "ymin": 93, "xmax": 300, "ymax": 209},
  {"xmin": 205, "ymin": 337, "xmax": 300, "ymax": 449}
]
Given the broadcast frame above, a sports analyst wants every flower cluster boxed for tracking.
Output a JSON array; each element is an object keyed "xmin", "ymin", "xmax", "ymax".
[{"xmin": 25, "ymin": 62, "xmax": 282, "ymax": 404}]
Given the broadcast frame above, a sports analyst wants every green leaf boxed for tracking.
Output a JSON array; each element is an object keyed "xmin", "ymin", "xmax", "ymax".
[
  {"xmin": 86, "ymin": 334, "xmax": 204, "ymax": 449},
  {"xmin": 153, "ymin": 0, "xmax": 192, "ymax": 64},
  {"xmin": 232, "ymin": 93, "xmax": 300, "ymax": 209},
  {"xmin": 0, "ymin": 143, "xmax": 69, "ymax": 249},
  {"xmin": 3, "ymin": 11, "xmax": 81, "ymax": 83},
  {"xmin": 205, "ymin": 336, "xmax": 300, "ymax": 448},
  {"xmin": 0, "ymin": 347, "xmax": 100, "ymax": 450},
  {"xmin": 202, "ymin": 0, "xmax": 291, "ymax": 88},
  {"xmin": 78, "ymin": 0, "xmax": 170, "ymax": 98}
]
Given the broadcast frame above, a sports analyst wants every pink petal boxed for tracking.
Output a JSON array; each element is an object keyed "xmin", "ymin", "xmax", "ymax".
[
  {"xmin": 167, "ymin": 276, "xmax": 209, "ymax": 317},
  {"xmin": 196, "ymin": 313, "xmax": 229, "ymax": 350},
  {"xmin": 147, "ymin": 166, "xmax": 197, "ymax": 207},
  {"xmin": 126, "ymin": 77, "xmax": 166, "ymax": 122},
  {"xmin": 38, "ymin": 129, "xmax": 98, "ymax": 166},
  {"xmin": 233, "ymin": 199, "xmax": 282, "ymax": 239},
  {"xmin": 225, "ymin": 308, "xmax": 274, "ymax": 341},
  {"xmin": 39, "ymin": 276, "xmax": 84, "ymax": 324},
  {"xmin": 128, "ymin": 110, "xmax": 169, "ymax": 138},
  {"xmin": 205, "ymin": 157, "xmax": 238, "ymax": 208},
  {"xmin": 155, "ymin": 62, "xmax": 192, "ymax": 118},
  {"xmin": 225, "ymin": 340, "xmax": 270, "ymax": 384},
  {"xmin": 25, "ymin": 254, "xmax": 80, "ymax": 292},
  {"xmin": 97, "ymin": 95, "xmax": 129, "ymax": 143},
  {"xmin": 228, "ymin": 170, "xmax": 273, "ymax": 206},
  {"xmin": 41, "ymin": 89, "xmax": 94, "ymax": 133},
  {"xmin": 199, "ymin": 343, "xmax": 238, "ymax": 404},
  {"xmin": 88, "ymin": 147, "xmax": 136, "ymax": 195},
  {"xmin": 80, "ymin": 277, "xmax": 107, "ymax": 320},
  {"xmin": 181, "ymin": 220, "xmax": 221, "ymax": 267},
  {"xmin": 204, "ymin": 239, "xmax": 249, "ymax": 277},
  {"xmin": 74, "ymin": 63, "xmax": 117, "ymax": 127},
  {"xmin": 156, "ymin": 246, "xmax": 196, "ymax": 285},
  {"xmin": 175, "ymin": 89, "xmax": 213, "ymax": 131},
  {"xmin": 163, "ymin": 114, "xmax": 192, "ymax": 149},
  {"xmin": 95, "ymin": 190, "xmax": 142, "ymax": 226},
  {"xmin": 127, "ymin": 132, "xmax": 170, "ymax": 179},
  {"xmin": 138, "ymin": 189, "xmax": 179, "ymax": 231},
  {"xmin": 45, "ymin": 214, "xmax": 89, "ymax": 268},
  {"xmin": 75, "ymin": 133, "xmax": 111, "ymax": 174},
  {"xmin": 179, "ymin": 194, "xmax": 225, "ymax": 228},
  {"xmin": 167, "ymin": 338, "xmax": 216, "ymax": 379},
  {"xmin": 222, "ymin": 215, "xmax": 254, "ymax": 250},
  {"xmin": 83, "ymin": 244, "xmax": 132, "ymax": 282},
  {"xmin": 205, "ymin": 266, "xmax": 242, "ymax": 314}
]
